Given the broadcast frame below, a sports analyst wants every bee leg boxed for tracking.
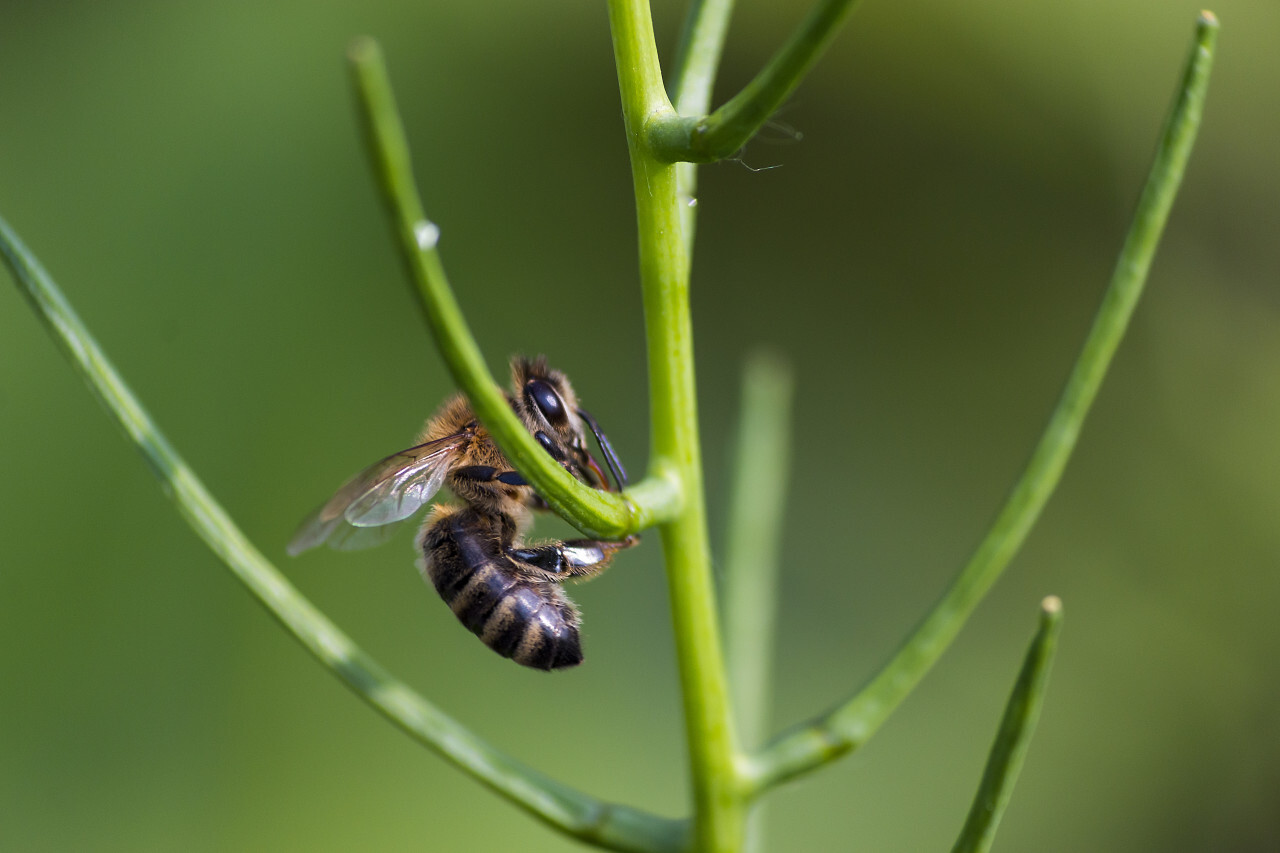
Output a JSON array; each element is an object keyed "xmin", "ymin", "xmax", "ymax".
[
  {"xmin": 453, "ymin": 464, "xmax": 543, "ymax": 510},
  {"xmin": 452, "ymin": 465, "xmax": 528, "ymax": 486},
  {"xmin": 508, "ymin": 536, "xmax": 639, "ymax": 581}
]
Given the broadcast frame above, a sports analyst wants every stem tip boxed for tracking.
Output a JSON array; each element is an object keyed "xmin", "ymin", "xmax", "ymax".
[{"xmin": 348, "ymin": 36, "xmax": 380, "ymax": 63}]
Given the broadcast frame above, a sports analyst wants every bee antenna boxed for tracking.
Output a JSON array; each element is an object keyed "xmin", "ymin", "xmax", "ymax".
[{"xmin": 577, "ymin": 408, "xmax": 628, "ymax": 490}]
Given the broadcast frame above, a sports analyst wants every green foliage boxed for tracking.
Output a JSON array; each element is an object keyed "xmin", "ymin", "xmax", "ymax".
[{"xmin": 0, "ymin": 4, "xmax": 1219, "ymax": 852}]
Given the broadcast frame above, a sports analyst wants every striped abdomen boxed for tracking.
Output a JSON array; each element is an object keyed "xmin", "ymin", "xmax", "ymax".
[{"xmin": 420, "ymin": 508, "xmax": 583, "ymax": 670}]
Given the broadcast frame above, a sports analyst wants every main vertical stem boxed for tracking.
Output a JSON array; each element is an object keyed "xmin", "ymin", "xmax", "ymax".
[
  {"xmin": 608, "ymin": 1, "xmax": 743, "ymax": 849},
  {"xmin": 638, "ymin": 155, "xmax": 742, "ymax": 853}
]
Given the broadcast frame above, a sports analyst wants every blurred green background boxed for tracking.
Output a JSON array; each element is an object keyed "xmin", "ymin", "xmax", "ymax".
[{"xmin": 2, "ymin": 1, "xmax": 1277, "ymax": 850}]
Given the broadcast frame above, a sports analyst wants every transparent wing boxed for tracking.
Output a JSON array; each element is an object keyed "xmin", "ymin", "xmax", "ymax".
[
  {"xmin": 323, "ymin": 521, "xmax": 405, "ymax": 552},
  {"xmin": 287, "ymin": 434, "xmax": 467, "ymax": 556}
]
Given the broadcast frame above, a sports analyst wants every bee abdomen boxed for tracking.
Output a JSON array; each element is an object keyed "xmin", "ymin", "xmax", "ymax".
[
  {"xmin": 479, "ymin": 583, "xmax": 582, "ymax": 670},
  {"xmin": 422, "ymin": 510, "xmax": 583, "ymax": 670}
]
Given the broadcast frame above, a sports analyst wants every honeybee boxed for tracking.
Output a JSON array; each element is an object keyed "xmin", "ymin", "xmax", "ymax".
[{"xmin": 288, "ymin": 356, "xmax": 636, "ymax": 670}]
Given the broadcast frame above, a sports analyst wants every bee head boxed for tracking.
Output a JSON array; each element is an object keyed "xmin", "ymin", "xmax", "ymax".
[{"xmin": 511, "ymin": 356, "xmax": 612, "ymax": 490}]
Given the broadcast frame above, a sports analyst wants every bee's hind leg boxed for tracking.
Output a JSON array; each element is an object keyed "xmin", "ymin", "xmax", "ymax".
[{"xmin": 508, "ymin": 536, "xmax": 639, "ymax": 581}]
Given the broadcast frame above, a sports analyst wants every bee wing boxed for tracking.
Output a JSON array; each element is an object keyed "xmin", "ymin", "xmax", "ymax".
[
  {"xmin": 323, "ymin": 520, "xmax": 405, "ymax": 552},
  {"xmin": 341, "ymin": 444, "xmax": 459, "ymax": 528},
  {"xmin": 287, "ymin": 434, "xmax": 467, "ymax": 556}
]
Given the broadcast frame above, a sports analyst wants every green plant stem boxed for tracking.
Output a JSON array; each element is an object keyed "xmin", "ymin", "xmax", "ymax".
[
  {"xmin": 952, "ymin": 597, "xmax": 1063, "ymax": 853},
  {"xmin": 668, "ymin": 0, "xmax": 736, "ymax": 113},
  {"xmin": 667, "ymin": 0, "xmax": 736, "ymax": 266},
  {"xmin": 0, "ymin": 215, "xmax": 686, "ymax": 853},
  {"xmin": 609, "ymin": 0, "xmax": 744, "ymax": 850},
  {"xmin": 722, "ymin": 352, "xmax": 793, "ymax": 853},
  {"xmin": 346, "ymin": 37, "xmax": 680, "ymax": 541},
  {"xmin": 650, "ymin": 0, "xmax": 864, "ymax": 163},
  {"xmin": 723, "ymin": 351, "xmax": 794, "ymax": 750},
  {"xmin": 746, "ymin": 10, "xmax": 1218, "ymax": 795}
]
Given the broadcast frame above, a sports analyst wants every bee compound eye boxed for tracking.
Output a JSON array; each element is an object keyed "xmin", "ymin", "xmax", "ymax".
[{"xmin": 526, "ymin": 379, "xmax": 568, "ymax": 428}]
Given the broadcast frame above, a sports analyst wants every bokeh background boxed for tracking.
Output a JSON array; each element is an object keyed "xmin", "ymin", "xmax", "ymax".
[{"xmin": 1, "ymin": 1, "xmax": 1277, "ymax": 850}]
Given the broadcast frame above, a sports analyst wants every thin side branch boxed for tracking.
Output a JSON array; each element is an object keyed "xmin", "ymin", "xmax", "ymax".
[
  {"xmin": 668, "ymin": 0, "xmax": 737, "ymax": 115},
  {"xmin": 347, "ymin": 37, "xmax": 681, "ymax": 540},
  {"xmin": 723, "ymin": 351, "xmax": 794, "ymax": 749},
  {"xmin": 649, "ymin": 0, "xmax": 864, "ymax": 163},
  {"xmin": 667, "ymin": 0, "xmax": 737, "ymax": 263},
  {"xmin": 746, "ymin": 10, "xmax": 1218, "ymax": 794},
  {"xmin": 0, "ymin": 215, "xmax": 687, "ymax": 853},
  {"xmin": 952, "ymin": 597, "xmax": 1064, "ymax": 853},
  {"xmin": 722, "ymin": 351, "xmax": 794, "ymax": 853}
]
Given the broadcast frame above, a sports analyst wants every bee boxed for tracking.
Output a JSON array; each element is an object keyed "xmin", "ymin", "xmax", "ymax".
[{"xmin": 288, "ymin": 356, "xmax": 636, "ymax": 670}]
